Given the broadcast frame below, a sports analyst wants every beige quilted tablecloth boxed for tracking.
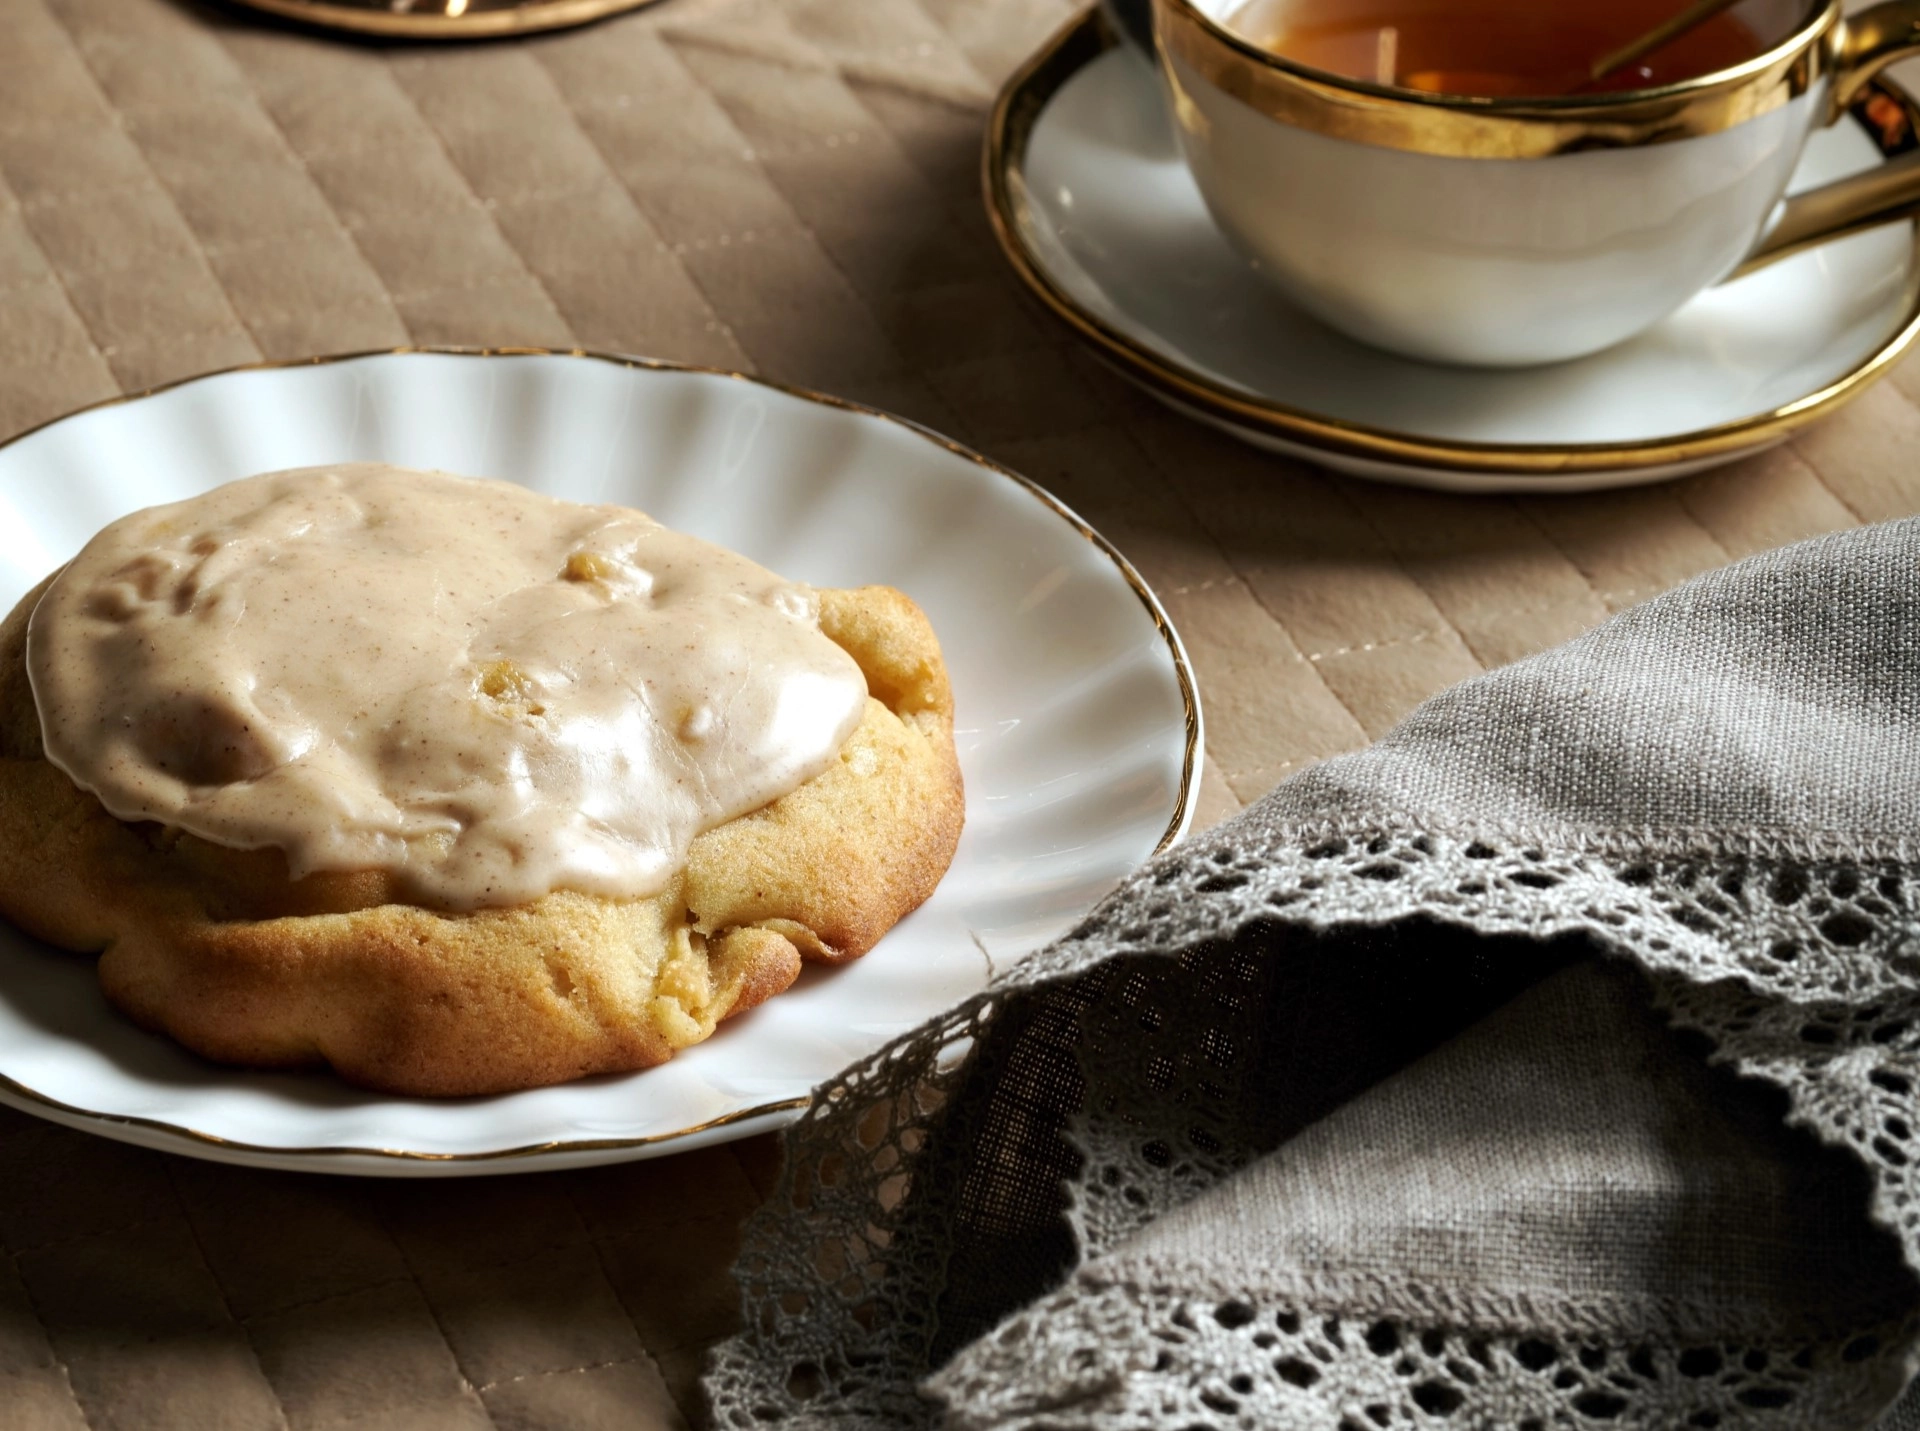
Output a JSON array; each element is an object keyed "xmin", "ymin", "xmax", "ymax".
[{"xmin": 2, "ymin": 1, "xmax": 1920, "ymax": 1426}]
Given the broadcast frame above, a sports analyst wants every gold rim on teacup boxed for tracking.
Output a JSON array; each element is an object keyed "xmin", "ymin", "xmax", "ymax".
[{"xmin": 1157, "ymin": 0, "xmax": 1919, "ymax": 159}]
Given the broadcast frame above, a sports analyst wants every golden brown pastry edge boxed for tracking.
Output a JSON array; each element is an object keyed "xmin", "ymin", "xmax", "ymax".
[{"xmin": 0, "ymin": 575, "xmax": 964, "ymax": 1096}]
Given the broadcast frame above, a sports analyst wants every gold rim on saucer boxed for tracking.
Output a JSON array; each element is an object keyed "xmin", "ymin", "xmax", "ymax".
[
  {"xmin": 0, "ymin": 345, "xmax": 1201, "ymax": 1167},
  {"xmin": 223, "ymin": 0, "xmax": 662, "ymax": 40},
  {"xmin": 982, "ymin": 8, "xmax": 1920, "ymax": 479}
]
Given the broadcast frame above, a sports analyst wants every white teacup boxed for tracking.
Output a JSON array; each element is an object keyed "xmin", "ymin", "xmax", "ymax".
[{"xmin": 1105, "ymin": 0, "xmax": 1920, "ymax": 366}]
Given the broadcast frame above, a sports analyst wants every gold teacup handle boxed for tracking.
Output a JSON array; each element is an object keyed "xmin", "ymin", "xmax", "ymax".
[
  {"xmin": 1831, "ymin": 0, "xmax": 1920, "ymax": 116},
  {"xmin": 1734, "ymin": 149, "xmax": 1920, "ymax": 276},
  {"xmin": 1731, "ymin": 1, "xmax": 1920, "ymax": 278}
]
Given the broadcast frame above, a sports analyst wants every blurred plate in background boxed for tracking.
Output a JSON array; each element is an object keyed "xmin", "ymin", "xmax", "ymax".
[{"xmin": 225, "ymin": 0, "xmax": 660, "ymax": 39}]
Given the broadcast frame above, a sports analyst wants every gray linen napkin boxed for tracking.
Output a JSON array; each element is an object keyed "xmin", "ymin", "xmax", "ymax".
[{"xmin": 707, "ymin": 517, "xmax": 1920, "ymax": 1429}]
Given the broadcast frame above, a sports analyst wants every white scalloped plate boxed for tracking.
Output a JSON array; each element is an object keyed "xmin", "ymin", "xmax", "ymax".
[{"xmin": 0, "ymin": 350, "xmax": 1200, "ymax": 1176}]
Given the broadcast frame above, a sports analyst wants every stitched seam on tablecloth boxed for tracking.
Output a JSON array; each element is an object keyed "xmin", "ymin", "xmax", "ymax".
[
  {"xmin": 1676, "ymin": 486, "xmax": 1737, "ymax": 566},
  {"xmin": 57, "ymin": 302, "xmax": 398, "ymax": 357},
  {"xmin": 1877, "ymin": 368, "xmax": 1920, "ymax": 428},
  {"xmin": 1111, "ymin": 425, "xmax": 1372, "ymax": 746},
  {"xmin": 738, "ymin": 129, "xmax": 879, "ymax": 162},
  {"xmin": 0, "ymin": 270, "xmax": 64, "ymax": 304},
  {"xmin": 1517, "ymin": 492, "xmax": 1733, "ymax": 623},
  {"xmin": 907, "ymin": 0, "xmax": 1076, "ymax": 93},
  {"xmin": 4, "ymin": 1246, "xmax": 100, "ymax": 1431},
  {"xmin": 0, "ymin": 1212, "xmax": 183, "ymax": 1256},
  {"xmin": 1189, "ymin": 527, "xmax": 1378, "ymax": 740},
  {"xmin": 197, "ymin": 37, "xmax": 415, "ymax": 348},
  {"xmin": 1520, "ymin": 506, "xmax": 1633, "ymax": 617},
  {"xmin": 1287, "ymin": 584, "xmax": 1670, "ymax": 667},
  {"xmin": 1158, "ymin": 577, "xmax": 1609, "ymax": 668},
  {"xmin": 158, "ymin": 1159, "xmax": 295, "ymax": 1431},
  {"xmin": 377, "ymin": 267, "xmax": 586, "ymax": 307},
  {"xmin": 474, "ymin": 1351, "xmax": 657, "ymax": 1393},
  {"xmin": 274, "ymin": 121, "xmax": 876, "ymax": 171},
  {"xmin": 659, "ymin": 13, "xmax": 999, "ymax": 110},
  {"xmin": 555, "ymin": 1180, "xmax": 709, "ymax": 1425},
  {"xmin": 1666, "ymin": 444, "xmax": 1849, "ymax": 549},
  {"xmin": 368, "ymin": 1212, "xmax": 505, "ymax": 1430},
  {"xmin": 31, "ymin": 0, "xmax": 263, "ymax": 369},
  {"xmin": 378, "ymin": 55, "xmax": 574, "ymax": 349},
  {"xmin": 1318, "ymin": 478, "xmax": 1494, "ymax": 679},
  {"xmin": 526, "ymin": 38, "xmax": 772, "ymax": 362},
  {"xmin": 1792, "ymin": 439, "xmax": 1873, "ymax": 525},
  {"xmin": 227, "ymin": 1274, "xmax": 417, "ymax": 1324},
  {"xmin": 10, "ymin": 177, "xmax": 170, "ymax": 212},
  {"xmin": 1222, "ymin": 756, "xmax": 1315, "ymax": 784},
  {"xmin": 671, "ymin": 27, "xmax": 915, "ymax": 377},
  {"xmin": 0, "ymin": 137, "xmax": 118, "ymax": 397},
  {"xmin": 522, "ymin": 41, "xmax": 747, "ymax": 358},
  {"xmin": 674, "ymin": 1, "xmax": 1012, "ymax": 377}
]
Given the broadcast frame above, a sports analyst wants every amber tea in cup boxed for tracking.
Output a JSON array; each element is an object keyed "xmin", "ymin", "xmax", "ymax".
[{"xmin": 1223, "ymin": 0, "xmax": 1771, "ymax": 96}]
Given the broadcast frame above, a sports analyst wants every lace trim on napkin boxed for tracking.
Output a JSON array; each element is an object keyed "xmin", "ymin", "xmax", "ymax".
[
  {"xmin": 707, "ymin": 829, "xmax": 1920, "ymax": 1429},
  {"xmin": 928, "ymin": 1285, "xmax": 1919, "ymax": 1431}
]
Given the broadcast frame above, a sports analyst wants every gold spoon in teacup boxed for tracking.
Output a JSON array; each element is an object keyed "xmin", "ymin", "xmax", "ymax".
[{"xmin": 1590, "ymin": 0, "xmax": 1748, "ymax": 85}]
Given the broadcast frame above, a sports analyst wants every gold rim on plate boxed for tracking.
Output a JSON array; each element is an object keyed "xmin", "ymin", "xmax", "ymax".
[
  {"xmin": 0, "ymin": 345, "xmax": 1202, "ymax": 1166},
  {"xmin": 223, "ymin": 0, "xmax": 662, "ymax": 40},
  {"xmin": 982, "ymin": 8, "xmax": 1920, "ymax": 479}
]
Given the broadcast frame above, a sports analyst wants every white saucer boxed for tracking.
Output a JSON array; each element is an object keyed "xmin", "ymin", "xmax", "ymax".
[
  {"xmin": 0, "ymin": 349, "xmax": 1200, "ymax": 1175},
  {"xmin": 986, "ymin": 13, "xmax": 1920, "ymax": 492}
]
